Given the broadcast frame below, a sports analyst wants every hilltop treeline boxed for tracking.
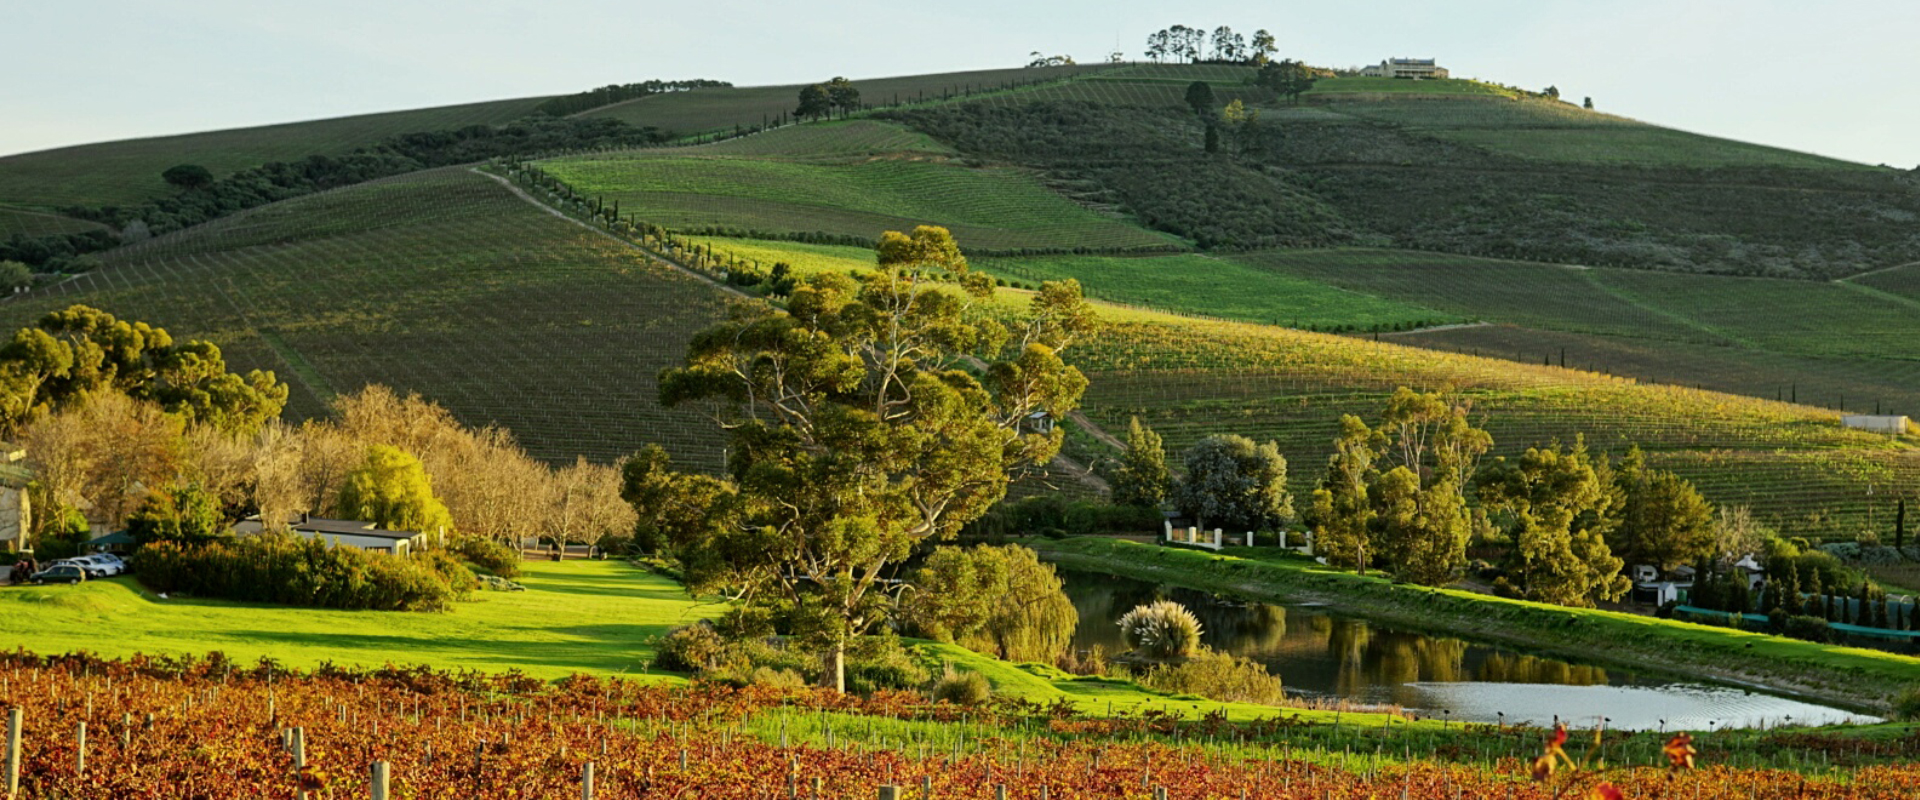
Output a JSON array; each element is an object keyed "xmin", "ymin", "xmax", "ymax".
[
  {"xmin": 533, "ymin": 78, "xmax": 733, "ymax": 117},
  {"xmin": 0, "ymin": 117, "xmax": 670, "ymax": 270}
]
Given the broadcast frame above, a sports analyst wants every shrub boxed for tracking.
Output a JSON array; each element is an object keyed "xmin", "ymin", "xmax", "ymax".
[
  {"xmin": 1138, "ymin": 649, "xmax": 1284, "ymax": 704},
  {"xmin": 131, "ymin": 535, "xmax": 462, "ymax": 612},
  {"xmin": 845, "ymin": 633, "xmax": 931, "ymax": 693},
  {"xmin": 655, "ymin": 622, "xmax": 728, "ymax": 673},
  {"xmin": 1781, "ymin": 615, "xmax": 1835, "ymax": 644},
  {"xmin": 1893, "ymin": 686, "xmax": 1920, "ymax": 722},
  {"xmin": 746, "ymin": 667, "xmax": 808, "ymax": 690},
  {"xmin": 929, "ymin": 668, "xmax": 992, "ymax": 706},
  {"xmin": 1118, "ymin": 600, "xmax": 1205, "ymax": 659},
  {"xmin": 453, "ymin": 537, "xmax": 521, "ymax": 579}
]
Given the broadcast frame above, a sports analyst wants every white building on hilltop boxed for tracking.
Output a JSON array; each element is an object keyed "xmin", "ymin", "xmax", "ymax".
[{"xmin": 1361, "ymin": 58, "xmax": 1450, "ymax": 79}]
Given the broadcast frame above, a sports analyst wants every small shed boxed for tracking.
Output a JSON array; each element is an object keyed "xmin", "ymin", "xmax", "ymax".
[
  {"xmin": 1022, "ymin": 411, "xmax": 1055, "ymax": 434},
  {"xmin": 234, "ymin": 514, "xmax": 431, "ymax": 555},
  {"xmin": 86, "ymin": 530, "xmax": 136, "ymax": 554},
  {"xmin": 1842, "ymin": 415, "xmax": 1911, "ymax": 434}
]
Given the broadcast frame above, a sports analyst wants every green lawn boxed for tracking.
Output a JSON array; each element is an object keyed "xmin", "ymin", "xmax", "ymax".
[{"xmin": 0, "ymin": 560, "xmax": 718, "ymax": 680}]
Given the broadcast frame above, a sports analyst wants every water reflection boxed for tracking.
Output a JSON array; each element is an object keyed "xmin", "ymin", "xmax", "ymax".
[{"xmin": 1060, "ymin": 570, "xmax": 1876, "ymax": 730}]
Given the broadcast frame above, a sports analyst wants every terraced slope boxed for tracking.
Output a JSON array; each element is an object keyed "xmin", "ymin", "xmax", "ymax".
[
  {"xmin": 0, "ymin": 167, "xmax": 733, "ymax": 467},
  {"xmin": 0, "ymin": 206, "xmax": 107, "ymax": 237},
  {"xmin": 576, "ymin": 65, "xmax": 1112, "ymax": 136},
  {"xmin": 0, "ymin": 96, "xmax": 550, "ymax": 209},
  {"xmin": 537, "ymin": 128, "xmax": 1178, "ymax": 252}
]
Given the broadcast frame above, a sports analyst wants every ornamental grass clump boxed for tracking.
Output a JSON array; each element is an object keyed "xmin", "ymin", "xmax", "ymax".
[{"xmin": 1118, "ymin": 600, "xmax": 1204, "ymax": 659}]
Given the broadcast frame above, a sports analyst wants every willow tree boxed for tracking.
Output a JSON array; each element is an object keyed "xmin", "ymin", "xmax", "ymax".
[
  {"xmin": 657, "ymin": 225, "xmax": 1094, "ymax": 691},
  {"xmin": 901, "ymin": 544, "xmax": 1077, "ymax": 662}
]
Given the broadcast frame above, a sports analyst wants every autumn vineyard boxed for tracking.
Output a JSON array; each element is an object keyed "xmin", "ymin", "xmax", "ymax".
[{"xmin": 0, "ymin": 652, "xmax": 1911, "ymax": 799}]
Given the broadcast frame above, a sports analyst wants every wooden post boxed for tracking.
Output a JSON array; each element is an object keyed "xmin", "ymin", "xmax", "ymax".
[
  {"xmin": 581, "ymin": 762, "xmax": 595, "ymax": 800},
  {"xmin": 370, "ymin": 761, "xmax": 390, "ymax": 800},
  {"xmin": 878, "ymin": 787, "xmax": 900, "ymax": 800},
  {"xmin": 294, "ymin": 728, "xmax": 309, "ymax": 800},
  {"xmin": 921, "ymin": 775, "xmax": 932, "ymax": 797},
  {"xmin": 6, "ymin": 707, "xmax": 21, "ymax": 797},
  {"xmin": 75, "ymin": 722, "xmax": 86, "ymax": 775}
]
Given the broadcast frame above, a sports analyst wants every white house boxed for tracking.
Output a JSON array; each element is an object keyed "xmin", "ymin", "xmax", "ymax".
[
  {"xmin": 1360, "ymin": 58, "xmax": 1450, "ymax": 79},
  {"xmin": 234, "ymin": 514, "xmax": 434, "ymax": 555},
  {"xmin": 1630, "ymin": 563, "xmax": 1695, "ymax": 606}
]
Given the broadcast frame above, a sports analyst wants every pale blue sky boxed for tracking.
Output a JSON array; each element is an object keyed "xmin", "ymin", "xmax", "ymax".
[{"xmin": 4, "ymin": 0, "xmax": 1916, "ymax": 167}]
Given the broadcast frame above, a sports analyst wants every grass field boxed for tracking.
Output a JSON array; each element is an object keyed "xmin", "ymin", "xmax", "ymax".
[
  {"xmin": 0, "ymin": 167, "xmax": 737, "ymax": 467},
  {"xmin": 576, "ymin": 64, "xmax": 1113, "ymax": 136},
  {"xmin": 1032, "ymin": 538, "xmax": 1920, "ymax": 713},
  {"xmin": 537, "ymin": 150, "xmax": 1177, "ymax": 251},
  {"xmin": 0, "ymin": 96, "xmax": 549, "ymax": 210},
  {"xmin": 0, "ymin": 560, "xmax": 714, "ymax": 680},
  {"xmin": 0, "ymin": 206, "xmax": 108, "ymax": 237},
  {"xmin": 974, "ymin": 252, "xmax": 1455, "ymax": 329}
]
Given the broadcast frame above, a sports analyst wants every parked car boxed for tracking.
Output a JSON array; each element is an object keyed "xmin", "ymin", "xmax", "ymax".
[
  {"xmin": 92, "ymin": 553, "xmax": 129, "ymax": 574},
  {"xmin": 51, "ymin": 558, "xmax": 109, "ymax": 579},
  {"xmin": 30, "ymin": 564, "xmax": 87, "ymax": 584},
  {"xmin": 75, "ymin": 554, "xmax": 125, "ymax": 577}
]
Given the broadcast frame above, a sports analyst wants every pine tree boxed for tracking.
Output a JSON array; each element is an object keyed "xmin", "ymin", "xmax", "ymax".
[{"xmin": 1111, "ymin": 417, "xmax": 1171, "ymax": 509}]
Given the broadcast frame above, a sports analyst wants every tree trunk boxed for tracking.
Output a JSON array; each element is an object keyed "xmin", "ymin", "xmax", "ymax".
[{"xmin": 822, "ymin": 640, "xmax": 847, "ymax": 693}]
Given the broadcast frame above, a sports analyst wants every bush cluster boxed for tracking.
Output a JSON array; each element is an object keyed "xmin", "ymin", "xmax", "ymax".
[
  {"xmin": 1135, "ymin": 649, "xmax": 1284, "ymax": 704},
  {"xmin": 132, "ymin": 534, "xmax": 472, "ymax": 612},
  {"xmin": 452, "ymin": 537, "xmax": 522, "ymax": 579}
]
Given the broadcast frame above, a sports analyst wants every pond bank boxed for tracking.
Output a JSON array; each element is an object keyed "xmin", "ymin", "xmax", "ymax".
[{"xmin": 1029, "ymin": 538, "xmax": 1919, "ymax": 715}]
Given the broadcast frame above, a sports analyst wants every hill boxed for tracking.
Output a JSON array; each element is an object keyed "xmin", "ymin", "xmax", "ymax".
[
  {"xmin": 0, "ymin": 95, "xmax": 551, "ymax": 210},
  {"xmin": 0, "ymin": 166, "xmax": 734, "ymax": 467}
]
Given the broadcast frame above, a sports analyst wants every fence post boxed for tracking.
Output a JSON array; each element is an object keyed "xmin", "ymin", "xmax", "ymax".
[
  {"xmin": 581, "ymin": 762, "xmax": 595, "ymax": 800},
  {"xmin": 6, "ymin": 707, "xmax": 21, "ymax": 797},
  {"xmin": 370, "ymin": 761, "xmax": 390, "ymax": 800},
  {"xmin": 293, "ymin": 727, "xmax": 309, "ymax": 800},
  {"xmin": 75, "ymin": 722, "xmax": 86, "ymax": 775},
  {"xmin": 878, "ymin": 786, "xmax": 900, "ymax": 800}
]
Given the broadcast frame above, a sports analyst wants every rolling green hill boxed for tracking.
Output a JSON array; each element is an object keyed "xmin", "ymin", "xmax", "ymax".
[
  {"xmin": 0, "ymin": 95, "xmax": 550, "ymax": 210},
  {"xmin": 0, "ymin": 166, "xmax": 734, "ymax": 467}
]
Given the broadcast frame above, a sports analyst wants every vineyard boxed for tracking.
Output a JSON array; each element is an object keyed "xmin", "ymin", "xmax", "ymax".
[
  {"xmin": 0, "ymin": 96, "xmax": 550, "ymax": 210},
  {"xmin": 2, "ymin": 651, "xmax": 1916, "ymax": 799},
  {"xmin": 1849, "ymin": 262, "xmax": 1920, "ymax": 301},
  {"xmin": 1061, "ymin": 312, "xmax": 1920, "ymax": 537},
  {"xmin": 534, "ymin": 148, "xmax": 1178, "ymax": 252},
  {"xmin": 0, "ymin": 166, "xmax": 737, "ymax": 467},
  {"xmin": 0, "ymin": 207, "xmax": 106, "ymax": 237},
  {"xmin": 574, "ymin": 64, "xmax": 1114, "ymax": 138}
]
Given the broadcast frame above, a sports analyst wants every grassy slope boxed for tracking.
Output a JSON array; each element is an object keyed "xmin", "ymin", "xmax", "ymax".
[
  {"xmin": 0, "ymin": 167, "xmax": 736, "ymax": 467},
  {"xmin": 538, "ymin": 144, "xmax": 1175, "ymax": 252},
  {"xmin": 0, "ymin": 560, "xmax": 714, "ymax": 680},
  {"xmin": 0, "ymin": 206, "xmax": 107, "ymax": 237},
  {"xmin": 1033, "ymin": 538, "xmax": 1920, "ymax": 713},
  {"xmin": 577, "ymin": 65, "xmax": 1114, "ymax": 136},
  {"xmin": 0, "ymin": 95, "xmax": 548, "ymax": 209}
]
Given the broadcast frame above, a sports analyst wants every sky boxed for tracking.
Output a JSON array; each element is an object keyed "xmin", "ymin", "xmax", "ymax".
[{"xmin": 4, "ymin": 0, "xmax": 1917, "ymax": 167}]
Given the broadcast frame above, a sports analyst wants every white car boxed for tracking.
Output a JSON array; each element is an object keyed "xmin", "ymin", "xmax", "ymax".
[
  {"xmin": 89, "ymin": 554, "xmax": 128, "ymax": 575},
  {"xmin": 61, "ymin": 555, "xmax": 122, "ymax": 578}
]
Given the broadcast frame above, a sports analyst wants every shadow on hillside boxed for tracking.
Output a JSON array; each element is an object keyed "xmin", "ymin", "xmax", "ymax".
[{"xmin": 221, "ymin": 623, "xmax": 690, "ymax": 675}]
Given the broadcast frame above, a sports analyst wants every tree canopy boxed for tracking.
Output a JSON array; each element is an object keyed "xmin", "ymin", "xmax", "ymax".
[
  {"xmin": 0, "ymin": 305, "xmax": 287, "ymax": 435},
  {"xmin": 652, "ymin": 225, "xmax": 1095, "ymax": 690},
  {"xmin": 1609, "ymin": 445, "xmax": 1715, "ymax": 570},
  {"xmin": 161, "ymin": 164, "xmax": 214, "ymax": 190},
  {"xmin": 901, "ymin": 544, "xmax": 1077, "ymax": 662},
  {"xmin": 1173, "ymin": 434, "xmax": 1293, "ymax": 532},
  {"xmin": 1476, "ymin": 438, "xmax": 1629, "ymax": 607},
  {"xmin": 1254, "ymin": 59, "xmax": 1317, "ymax": 104},
  {"xmin": 1110, "ymin": 416, "xmax": 1171, "ymax": 509},
  {"xmin": 334, "ymin": 444, "xmax": 456, "ymax": 536}
]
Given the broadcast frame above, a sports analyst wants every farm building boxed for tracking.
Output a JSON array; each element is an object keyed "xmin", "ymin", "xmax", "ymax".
[
  {"xmin": 1360, "ymin": 58, "xmax": 1450, "ymax": 79},
  {"xmin": 1841, "ymin": 414, "xmax": 1911, "ymax": 434},
  {"xmin": 0, "ymin": 443, "xmax": 30, "ymax": 554},
  {"xmin": 233, "ymin": 513, "xmax": 437, "ymax": 555}
]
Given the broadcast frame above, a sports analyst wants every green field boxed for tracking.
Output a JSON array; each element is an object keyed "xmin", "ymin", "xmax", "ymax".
[
  {"xmin": 1850, "ymin": 262, "xmax": 1920, "ymax": 301},
  {"xmin": 577, "ymin": 65, "xmax": 1112, "ymax": 135},
  {"xmin": 0, "ymin": 560, "xmax": 712, "ymax": 680},
  {"xmin": 538, "ymin": 150, "xmax": 1177, "ymax": 251},
  {"xmin": 1307, "ymin": 76, "xmax": 1519, "ymax": 97},
  {"xmin": 0, "ymin": 167, "xmax": 736, "ymax": 467},
  {"xmin": 0, "ymin": 206, "xmax": 108, "ymax": 237},
  {"xmin": 0, "ymin": 96, "xmax": 550, "ymax": 210},
  {"xmin": 693, "ymin": 120, "xmax": 954, "ymax": 158},
  {"xmin": 974, "ymin": 252, "xmax": 1454, "ymax": 329}
]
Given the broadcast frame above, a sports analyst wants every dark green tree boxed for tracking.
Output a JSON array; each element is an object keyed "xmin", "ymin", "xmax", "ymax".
[
  {"xmin": 1174, "ymin": 434, "xmax": 1293, "ymax": 532},
  {"xmin": 796, "ymin": 84, "xmax": 833, "ymax": 120},
  {"xmin": 127, "ymin": 484, "xmax": 227, "ymax": 547},
  {"xmin": 1254, "ymin": 59, "xmax": 1317, "ymax": 104},
  {"xmin": 1370, "ymin": 388, "xmax": 1492, "ymax": 586},
  {"xmin": 1184, "ymin": 80, "xmax": 1216, "ymax": 117},
  {"xmin": 1111, "ymin": 416, "xmax": 1171, "ymax": 509},
  {"xmin": 1250, "ymin": 29, "xmax": 1278, "ymax": 65},
  {"xmin": 1476, "ymin": 438, "xmax": 1629, "ymax": 607},
  {"xmin": 1307, "ymin": 415, "xmax": 1383, "ymax": 573},
  {"xmin": 1608, "ymin": 445, "xmax": 1715, "ymax": 570},
  {"xmin": 161, "ymin": 164, "xmax": 214, "ymax": 190},
  {"xmin": 824, "ymin": 76, "xmax": 861, "ymax": 113},
  {"xmin": 1895, "ymin": 498, "xmax": 1907, "ymax": 556},
  {"xmin": 655, "ymin": 225, "xmax": 1095, "ymax": 691}
]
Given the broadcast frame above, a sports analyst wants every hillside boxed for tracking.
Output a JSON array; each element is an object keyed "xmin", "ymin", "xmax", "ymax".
[
  {"xmin": 0, "ymin": 95, "xmax": 551, "ymax": 210},
  {"xmin": 0, "ymin": 166, "xmax": 734, "ymax": 467}
]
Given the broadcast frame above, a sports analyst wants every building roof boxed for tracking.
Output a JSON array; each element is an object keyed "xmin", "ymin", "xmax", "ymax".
[
  {"xmin": 252, "ymin": 514, "xmax": 425, "ymax": 541},
  {"xmin": 1388, "ymin": 58, "xmax": 1438, "ymax": 65},
  {"xmin": 87, "ymin": 530, "xmax": 136, "ymax": 546}
]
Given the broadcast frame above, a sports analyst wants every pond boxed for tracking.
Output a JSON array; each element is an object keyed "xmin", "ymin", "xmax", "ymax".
[{"xmin": 1060, "ymin": 570, "xmax": 1879, "ymax": 731}]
